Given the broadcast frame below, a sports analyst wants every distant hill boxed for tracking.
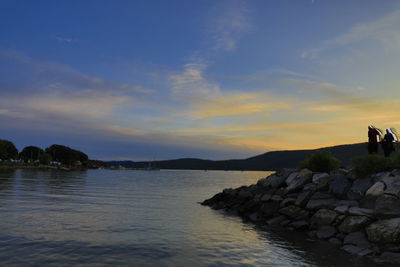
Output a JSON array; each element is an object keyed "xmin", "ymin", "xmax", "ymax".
[{"xmin": 108, "ymin": 142, "xmax": 374, "ymax": 171}]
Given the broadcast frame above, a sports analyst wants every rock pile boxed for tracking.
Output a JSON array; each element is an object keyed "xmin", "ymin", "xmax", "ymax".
[{"xmin": 201, "ymin": 168, "xmax": 400, "ymax": 264}]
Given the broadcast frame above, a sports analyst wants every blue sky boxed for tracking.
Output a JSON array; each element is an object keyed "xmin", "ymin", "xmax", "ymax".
[{"xmin": 1, "ymin": 0, "xmax": 400, "ymax": 160}]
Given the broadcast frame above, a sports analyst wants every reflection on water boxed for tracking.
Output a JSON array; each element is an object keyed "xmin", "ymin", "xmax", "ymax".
[{"xmin": 0, "ymin": 169, "xmax": 387, "ymax": 266}]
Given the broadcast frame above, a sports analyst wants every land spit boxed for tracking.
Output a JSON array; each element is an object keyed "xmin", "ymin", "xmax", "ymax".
[{"xmin": 201, "ymin": 168, "xmax": 400, "ymax": 265}]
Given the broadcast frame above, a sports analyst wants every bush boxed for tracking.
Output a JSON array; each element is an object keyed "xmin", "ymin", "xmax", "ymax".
[
  {"xmin": 351, "ymin": 154, "xmax": 393, "ymax": 177},
  {"xmin": 300, "ymin": 150, "xmax": 340, "ymax": 172}
]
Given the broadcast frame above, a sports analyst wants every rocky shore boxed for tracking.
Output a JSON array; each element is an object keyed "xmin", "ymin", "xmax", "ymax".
[{"xmin": 201, "ymin": 168, "xmax": 400, "ymax": 265}]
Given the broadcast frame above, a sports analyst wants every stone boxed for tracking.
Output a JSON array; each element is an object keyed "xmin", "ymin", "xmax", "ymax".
[
  {"xmin": 303, "ymin": 183, "xmax": 317, "ymax": 191},
  {"xmin": 257, "ymin": 177, "xmax": 270, "ymax": 187},
  {"xmin": 285, "ymin": 172, "xmax": 298, "ymax": 186},
  {"xmin": 260, "ymin": 194, "xmax": 272, "ymax": 202},
  {"xmin": 334, "ymin": 205, "xmax": 349, "ymax": 214},
  {"xmin": 382, "ymin": 175, "xmax": 400, "ymax": 197},
  {"xmin": 274, "ymin": 188, "xmax": 286, "ymax": 196},
  {"xmin": 295, "ymin": 190, "xmax": 314, "ymax": 207},
  {"xmin": 341, "ymin": 245, "xmax": 364, "ymax": 255},
  {"xmin": 310, "ymin": 192, "xmax": 334, "ymax": 200},
  {"xmin": 248, "ymin": 212, "xmax": 261, "ymax": 222},
  {"xmin": 298, "ymin": 168, "xmax": 313, "ymax": 177},
  {"xmin": 328, "ymin": 237, "xmax": 342, "ymax": 245},
  {"xmin": 347, "ymin": 178, "xmax": 373, "ymax": 200},
  {"xmin": 329, "ymin": 174, "xmax": 351, "ymax": 199},
  {"xmin": 264, "ymin": 175, "xmax": 286, "ymax": 189},
  {"xmin": 374, "ymin": 194, "xmax": 400, "ymax": 217},
  {"xmin": 286, "ymin": 175, "xmax": 312, "ymax": 193},
  {"xmin": 271, "ymin": 195, "xmax": 283, "ymax": 202},
  {"xmin": 266, "ymin": 215, "xmax": 287, "ymax": 225},
  {"xmin": 376, "ymin": 252, "xmax": 400, "ymax": 264},
  {"xmin": 279, "ymin": 205, "xmax": 309, "ymax": 220},
  {"xmin": 343, "ymin": 232, "xmax": 371, "ymax": 248},
  {"xmin": 336, "ymin": 200, "xmax": 359, "ymax": 207},
  {"xmin": 291, "ymin": 220, "xmax": 309, "ymax": 230},
  {"xmin": 366, "ymin": 218, "xmax": 400, "ymax": 243},
  {"xmin": 312, "ymin": 173, "xmax": 330, "ymax": 184},
  {"xmin": 238, "ymin": 189, "xmax": 253, "ymax": 199},
  {"xmin": 280, "ymin": 219, "xmax": 291, "ymax": 226},
  {"xmin": 365, "ymin": 181, "xmax": 385, "ymax": 197},
  {"xmin": 305, "ymin": 199, "xmax": 337, "ymax": 210},
  {"xmin": 310, "ymin": 209, "xmax": 338, "ymax": 226},
  {"xmin": 338, "ymin": 216, "xmax": 371, "ymax": 233},
  {"xmin": 280, "ymin": 198, "xmax": 296, "ymax": 207},
  {"xmin": 260, "ymin": 202, "xmax": 280, "ymax": 218},
  {"xmin": 316, "ymin": 225, "xmax": 337, "ymax": 239},
  {"xmin": 348, "ymin": 207, "xmax": 373, "ymax": 217},
  {"xmin": 333, "ymin": 215, "xmax": 346, "ymax": 226}
]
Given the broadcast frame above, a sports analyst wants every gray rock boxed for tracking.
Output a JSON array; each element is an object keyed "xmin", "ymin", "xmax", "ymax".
[
  {"xmin": 334, "ymin": 205, "xmax": 349, "ymax": 214},
  {"xmin": 336, "ymin": 200, "xmax": 359, "ymax": 207},
  {"xmin": 310, "ymin": 209, "xmax": 338, "ymax": 226},
  {"xmin": 285, "ymin": 172, "xmax": 298, "ymax": 186},
  {"xmin": 248, "ymin": 212, "xmax": 261, "ymax": 222},
  {"xmin": 348, "ymin": 207, "xmax": 373, "ymax": 217},
  {"xmin": 374, "ymin": 194, "xmax": 400, "ymax": 217},
  {"xmin": 280, "ymin": 219, "xmax": 291, "ymax": 226},
  {"xmin": 295, "ymin": 190, "xmax": 314, "ymax": 207},
  {"xmin": 343, "ymin": 232, "xmax": 371, "ymax": 248},
  {"xmin": 303, "ymin": 183, "xmax": 317, "ymax": 191},
  {"xmin": 348, "ymin": 178, "xmax": 373, "ymax": 200},
  {"xmin": 341, "ymin": 245, "xmax": 364, "ymax": 255},
  {"xmin": 257, "ymin": 177, "xmax": 269, "ymax": 187},
  {"xmin": 382, "ymin": 175, "xmax": 400, "ymax": 197},
  {"xmin": 376, "ymin": 252, "xmax": 400, "ymax": 264},
  {"xmin": 280, "ymin": 197, "xmax": 296, "ymax": 207},
  {"xmin": 365, "ymin": 181, "xmax": 385, "ymax": 197},
  {"xmin": 238, "ymin": 189, "xmax": 253, "ymax": 199},
  {"xmin": 312, "ymin": 173, "xmax": 330, "ymax": 184},
  {"xmin": 298, "ymin": 168, "xmax": 313, "ymax": 177},
  {"xmin": 305, "ymin": 198, "xmax": 337, "ymax": 210},
  {"xmin": 286, "ymin": 175, "xmax": 312, "ymax": 193},
  {"xmin": 271, "ymin": 195, "xmax": 283, "ymax": 202},
  {"xmin": 316, "ymin": 225, "xmax": 337, "ymax": 239},
  {"xmin": 279, "ymin": 205, "xmax": 309, "ymax": 220},
  {"xmin": 260, "ymin": 194, "xmax": 272, "ymax": 202},
  {"xmin": 260, "ymin": 202, "xmax": 280, "ymax": 218},
  {"xmin": 274, "ymin": 188, "xmax": 286, "ymax": 196},
  {"xmin": 338, "ymin": 216, "xmax": 371, "ymax": 233},
  {"xmin": 310, "ymin": 192, "xmax": 334, "ymax": 200},
  {"xmin": 266, "ymin": 215, "xmax": 287, "ymax": 225},
  {"xmin": 366, "ymin": 218, "xmax": 400, "ymax": 243},
  {"xmin": 265, "ymin": 175, "xmax": 286, "ymax": 189},
  {"xmin": 291, "ymin": 220, "xmax": 309, "ymax": 230},
  {"xmin": 328, "ymin": 237, "xmax": 342, "ymax": 245},
  {"xmin": 333, "ymin": 215, "xmax": 346, "ymax": 226},
  {"xmin": 329, "ymin": 174, "xmax": 351, "ymax": 199}
]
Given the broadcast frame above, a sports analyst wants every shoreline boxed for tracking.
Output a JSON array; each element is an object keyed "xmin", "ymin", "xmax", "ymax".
[{"xmin": 201, "ymin": 168, "xmax": 400, "ymax": 265}]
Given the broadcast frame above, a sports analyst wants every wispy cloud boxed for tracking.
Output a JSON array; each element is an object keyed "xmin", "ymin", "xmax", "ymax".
[{"xmin": 55, "ymin": 36, "xmax": 79, "ymax": 43}]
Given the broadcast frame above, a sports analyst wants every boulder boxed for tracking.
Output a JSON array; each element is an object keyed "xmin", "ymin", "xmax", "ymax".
[
  {"xmin": 328, "ymin": 237, "xmax": 342, "ymax": 245},
  {"xmin": 374, "ymin": 194, "xmax": 400, "ymax": 217},
  {"xmin": 238, "ymin": 189, "xmax": 253, "ymax": 199},
  {"xmin": 338, "ymin": 216, "xmax": 371, "ymax": 233},
  {"xmin": 303, "ymin": 183, "xmax": 317, "ymax": 191},
  {"xmin": 271, "ymin": 195, "xmax": 283, "ymax": 202},
  {"xmin": 336, "ymin": 200, "xmax": 359, "ymax": 207},
  {"xmin": 341, "ymin": 245, "xmax": 373, "ymax": 256},
  {"xmin": 347, "ymin": 178, "xmax": 373, "ymax": 200},
  {"xmin": 376, "ymin": 252, "xmax": 400, "ymax": 264},
  {"xmin": 295, "ymin": 190, "xmax": 314, "ymax": 207},
  {"xmin": 382, "ymin": 175, "xmax": 400, "ymax": 197},
  {"xmin": 260, "ymin": 202, "xmax": 280, "ymax": 218},
  {"xmin": 343, "ymin": 232, "xmax": 371, "ymax": 248},
  {"xmin": 290, "ymin": 220, "xmax": 309, "ymax": 230},
  {"xmin": 329, "ymin": 174, "xmax": 351, "ymax": 199},
  {"xmin": 316, "ymin": 225, "xmax": 337, "ymax": 239},
  {"xmin": 312, "ymin": 173, "xmax": 330, "ymax": 184},
  {"xmin": 366, "ymin": 218, "xmax": 400, "ymax": 243},
  {"xmin": 348, "ymin": 207, "xmax": 373, "ymax": 217},
  {"xmin": 305, "ymin": 198, "xmax": 337, "ymax": 210},
  {"xmin": 334, "ymin": 205, "xmax": 349, "ymax": 214},
  {"xmin": 365, "ymin": 181, "xmax": 385, "ymax": 197},
  {"xmin": 264, "ymin": 175, "xmax": 286, "ymax": 189},
  {"xmin": 280, "ymin": 198, "xmax": 296, "ymax": 207},
  {"xmin": 266, "ymin": 215, "xmax": 287, "ymax": 225},
  {"xmin": 310, "ymin": 192, "xmax": 334, "ymax": 200},
  {"xmin": 310, "ymin": 209, "xmax": 338, "ymax": 226},
  {"xmin": 260, "ymin": 194, "xmax": 272, "ymax": 202},
  {"xmin": 279, "ymin": 205, "xmax": 309, "ymax": 220},
  {"xmin": 286, "ymin": 175, "xmax": 312, "ymax": 193},
  {"xmin": 285, "ymin": 172, "xmax": 298, "ymax": 186}
]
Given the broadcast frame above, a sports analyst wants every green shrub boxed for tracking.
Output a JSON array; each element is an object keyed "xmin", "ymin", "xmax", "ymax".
[
  {"xmin": 351, "ymin": 154, "xmax": 393, "ymax": 177},
  {"xmin": 300, "ymin": 150, "xmax": 340, "ymax": 172}
]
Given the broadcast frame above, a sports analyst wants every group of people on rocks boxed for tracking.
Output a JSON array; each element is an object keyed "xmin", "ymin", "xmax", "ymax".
[{"xmin": 368, "ymin": 125, "xmax": 398, "ymax": 157}]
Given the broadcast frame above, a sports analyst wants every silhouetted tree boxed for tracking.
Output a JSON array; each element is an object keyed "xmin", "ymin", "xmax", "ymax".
[
  {"xmin": 39, "ymin": 153, "xmax": 52, "ymax": 165},
  {"xmin": 45, "ymin": 144, "xmax": 88, "ymax": 165},
  {"xmin": 19, "ymin": 146, "xmax": 44, "ymax": 162},
  {"xmin": 0, "ymin": 140, "xmax": 18, "ymax": 160}
]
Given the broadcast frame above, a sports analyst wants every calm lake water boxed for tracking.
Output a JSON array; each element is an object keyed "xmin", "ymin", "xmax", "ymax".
[{"xmin": 0, "ymin": 169, "xmax": 387, "ymax": 266}]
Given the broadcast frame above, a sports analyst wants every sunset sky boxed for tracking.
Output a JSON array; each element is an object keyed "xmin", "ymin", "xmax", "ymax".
[{"xmin": 1, "ymin": 0, "xmax": 400, "ymax": 160}]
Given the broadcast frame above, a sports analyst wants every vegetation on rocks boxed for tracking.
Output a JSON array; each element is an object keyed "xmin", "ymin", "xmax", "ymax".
[{"xmin": 300, "ymin": 150, "xmax": 340, "ymax": 173}]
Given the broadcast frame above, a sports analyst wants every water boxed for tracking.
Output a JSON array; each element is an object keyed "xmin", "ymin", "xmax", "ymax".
[{"xmin": 0, "ymin": 169, "xmax": 386, "ymax": 266}]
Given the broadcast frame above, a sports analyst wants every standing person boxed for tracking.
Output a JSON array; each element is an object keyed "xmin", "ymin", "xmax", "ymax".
[
  {"xmin": 381, "ymin": 128, "xmax": 395, "ymax": 157},
  {"xmin": 368, "ymin": 125, "xmax": 381, "ymax": 154}
]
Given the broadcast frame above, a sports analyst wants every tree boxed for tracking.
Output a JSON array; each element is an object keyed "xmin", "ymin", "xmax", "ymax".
[
  {"xmin": 0, "ymin": 140, "xmax": 18, "ymax": 160},
  {"xmin": 19, "ymin": 146, "xmax": 44, "ymax": 162},
  {"xmin": 45, "ymin": 144, "xmax": 88, "ymax": 165},
  {"xmin": 39, "ymin": 153, "xmax": 52, "ymax": 165}
]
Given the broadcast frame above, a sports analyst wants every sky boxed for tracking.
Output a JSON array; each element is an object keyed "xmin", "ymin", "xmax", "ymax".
[{"xmin": 1, "ymin": 0, "xmax": 400, "ymax": 160}]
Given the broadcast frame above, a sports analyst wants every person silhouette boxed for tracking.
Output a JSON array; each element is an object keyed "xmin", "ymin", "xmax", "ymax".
[
  {"xmin": 368, "ymin": 125, "xmax": 381, "ymax": 154},
  {"xmin": 381, "ymin": 128, "xmax": 395, "ymax": 157}
]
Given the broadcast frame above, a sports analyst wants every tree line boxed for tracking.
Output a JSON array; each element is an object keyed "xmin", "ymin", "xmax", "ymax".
[{"xmin": 0, "ymin": 139, "xmax": 89, "ymax": 166}]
